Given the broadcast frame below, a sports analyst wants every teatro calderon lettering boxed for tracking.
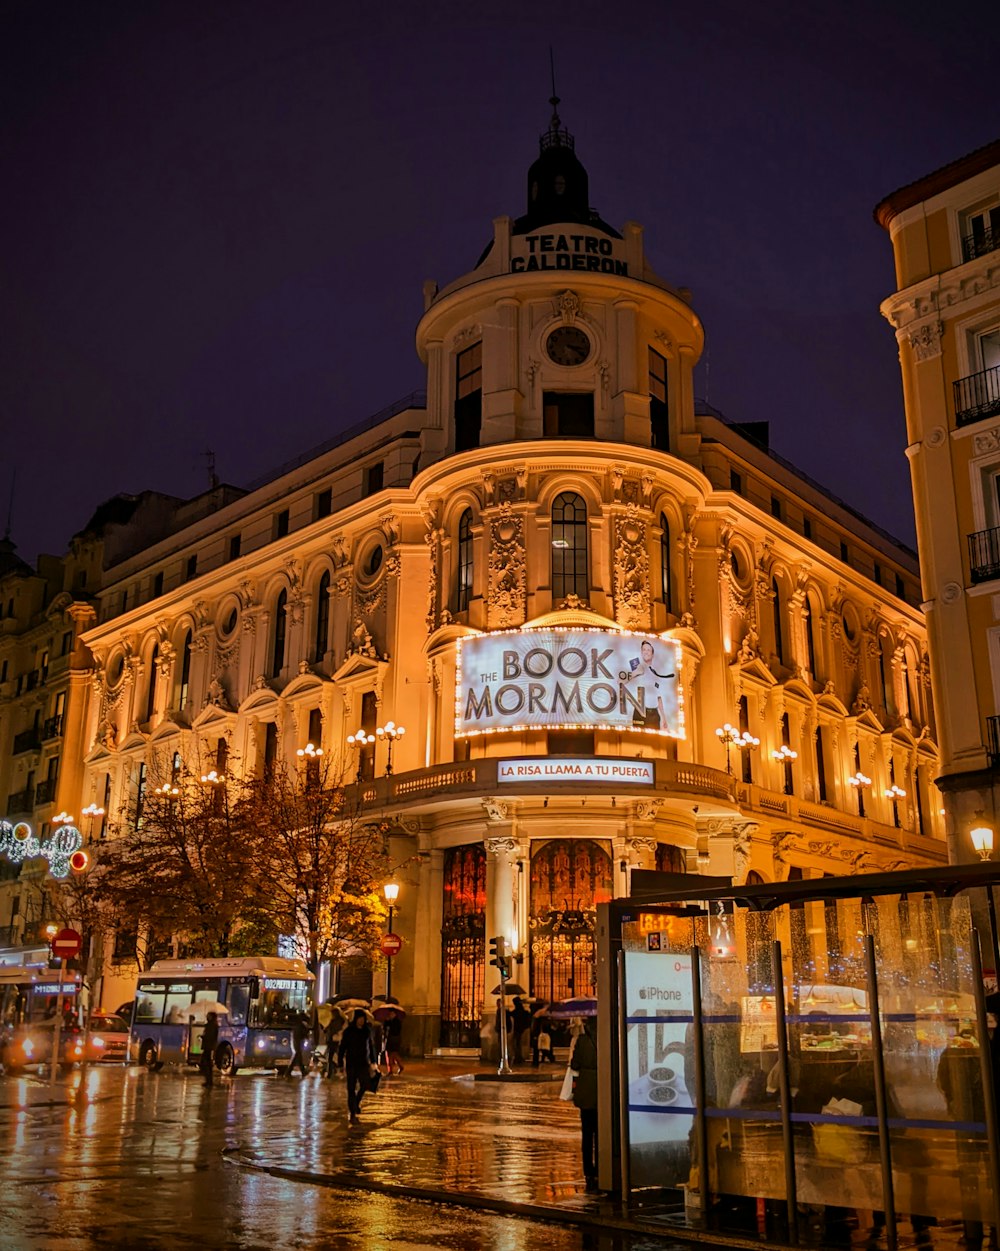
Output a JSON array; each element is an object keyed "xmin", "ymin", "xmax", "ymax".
[
  {"xmin": 510, "ymin": 232, "xmax": 628, "ymax": 276},
  {"xmin": 455, "ymin": 628, "xmax": 682, "ymax": 738}
]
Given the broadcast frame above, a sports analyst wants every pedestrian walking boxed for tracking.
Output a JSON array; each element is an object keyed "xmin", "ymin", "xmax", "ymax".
[
  {"xmin": 511, "ymin": 996, "xmax": 532, "ymax": 1064},
  {"xmin": 200, "ymin": 1012, "xmax": 219, "ymax": 1088},
  {"xmin": 283, "ymin": 1010, "xmax": 310, "ymax": 1077},
  {"xmin": 536, "ymin": 1027, "xmax": 555, "ymax": 1063},
  {"xmin": 572, "ymin": 1017, "xmax": 599, "ymax": 1190},
  {"xmin": 338, "ymin": 1009, "xmax": 377, "ymax": 1124},
  {"xmin": 324, "ymin": 1006, "xmax": 346, "ymax": 1079},
  {"xmin": 382, "ymin": 1008, "xmax": 404, "ymax": 1075}
]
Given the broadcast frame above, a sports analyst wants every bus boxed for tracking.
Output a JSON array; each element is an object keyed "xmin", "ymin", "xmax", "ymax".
[
  {"xmin": 129, "ymin": 956, "xmax": 314, "ymax": 1075},
  {"xmin": 0, "ymin": 967, "xmax": 84, "ymax": 1072}
]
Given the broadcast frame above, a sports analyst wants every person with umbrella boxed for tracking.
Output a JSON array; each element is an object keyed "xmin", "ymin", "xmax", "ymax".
[
  {"xmin": 200, "ymin": 1011, "xmax": 219, "ymax": 1088},
  {"xmin": 573, "ymin": 1016, "xmax": 599, "ymax": 1190},
  {"xmin": 338, "ymin": 1008, "xmax": 377, "ymax": 1125},
  {"xmin": 376, "ymin": 1004, "xmax": 404, "ymax": 1076}
]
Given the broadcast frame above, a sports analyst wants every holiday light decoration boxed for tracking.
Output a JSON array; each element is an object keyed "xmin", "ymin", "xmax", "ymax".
[{"xmin": 0, "ymin": 819, "xmax": 85, "ymax": 878}]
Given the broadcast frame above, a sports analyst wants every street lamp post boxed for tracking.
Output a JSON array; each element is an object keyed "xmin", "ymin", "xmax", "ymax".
[
  {"xmin": 715, "ymin": 723, "xmax": 759, "ymax": 776},
  {"xmin": 376, "ymin": 722, "xmax": 405, "ymax": 776},
  {"xmin": 81, "ymin": 803, "xmax": 105, "ymax": 840},
  {"xmin": 848, "ymin": 770, "xmax": 872, "ymax": 818},
  {"xmin": 884, "ymin": 784, "xmax": 907, "ymax": 828},
  {"xmin": 383, "ymin": 881, "xmax": 399, "ymax": 1000},
  {"xmin": 771, "ymin": 745, "xmax": 798, "ymax": 795},
  {"xmin": 971, "ymin": 823, "xmax": 1000, "ymax": 977},
  {"xmin": 347, "ymin": 728, "xmax": 375, "ymax": 781}
]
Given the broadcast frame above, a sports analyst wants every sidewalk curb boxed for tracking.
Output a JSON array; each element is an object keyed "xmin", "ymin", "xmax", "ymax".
[{"xmin": 223, "ymin": 1150, "xmax": 794, "ymax": 1250}]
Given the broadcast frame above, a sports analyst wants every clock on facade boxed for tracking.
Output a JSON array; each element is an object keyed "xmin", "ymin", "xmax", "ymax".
[{"xmin": 546, "ymin": 326, "xmax": 591, "ymax": 366}]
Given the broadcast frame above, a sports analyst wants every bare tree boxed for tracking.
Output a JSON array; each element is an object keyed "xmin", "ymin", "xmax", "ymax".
[
  {"xmin": 92, "ymin": 758, "xmax": 267, "ymax": 959},
  {"xmin": 243, "ymin": 755, "xmax": 391, "ymax": 973}
]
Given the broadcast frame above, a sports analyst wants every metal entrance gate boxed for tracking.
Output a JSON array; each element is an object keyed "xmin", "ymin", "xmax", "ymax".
[{"xmin": 439, "ymin": 844, "xmax": 486, "ymax": 1047}]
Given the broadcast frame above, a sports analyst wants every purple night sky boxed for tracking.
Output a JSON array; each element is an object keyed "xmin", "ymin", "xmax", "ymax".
[{"xmin": 1, "ymin": 1, "xmax": 996, "ymax": 562}]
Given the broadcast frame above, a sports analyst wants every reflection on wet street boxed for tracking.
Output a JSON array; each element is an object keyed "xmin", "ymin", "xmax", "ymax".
[{"xmin": 0, "ymin": 1065, "xmax": 681, "ymax": 1250}]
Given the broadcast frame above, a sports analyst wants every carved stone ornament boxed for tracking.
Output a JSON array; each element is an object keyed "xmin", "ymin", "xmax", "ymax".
[
  {"xmin": 628, "ymin": 837, "xmax": 658, "ymax": 856},
  {"xmin": 482, "ymin": 798, "xmax": 510, "ymax": 824},
  {"xmin": 453, "ymin": 323, "xmax": 481, "ymax": 348},
  {"xmin": 973, "ymin": 427, "xmax": 1000, "ymax": 455},
  {"xmin": 925, "ymin": 426, "xmax": 946, "ymax": 449},
  {"xmin": 634, "ymin": 799, "xmax": 662, "ymax": 822},
  {"xmin": 737, "ymin": 628, "xmax": 761, "ymax": 664},
  {"xmin": 907, "ymin": 321, "xmax": 944, "ymax": 362},
  {"xmin": 559, "ymin": 593, "xmax": 591, "ymax": 611},
  {"xmin": 205, "ymin": 677, "xmax": 232, "ymax": 711},
  {"xmin": 613, "ymin": 507, "xmax": 650, "ymax": 629},
  {"xmin": 424, "ymin": 525, "xmax": 443, "ymax": 633},
  {"xmin": 557, "ymin": 290, "xmax": 580, "ymax": 322},
  {"xmin": 941, "ymin": 581, "xmax": 962, "ymax": 605},
  {"xmin": 852, "ymin": 683, "xmax": 873, "ymax": 714},
  {"xmin": 487, "ymin": 502, "xmax": 526, "ymax": 629},
  {"xmin": 251, "ymin": 674, "xmax": 270, "ymax": 693},
  {"xmin": 347, "ymin": 623, "xmax": 377, "ymax": 659}
]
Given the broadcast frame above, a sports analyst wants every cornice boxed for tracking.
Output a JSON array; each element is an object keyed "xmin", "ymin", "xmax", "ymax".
[{"xmin": 879, "ymin": 253, "xmax": 1000, "ymax": 332}]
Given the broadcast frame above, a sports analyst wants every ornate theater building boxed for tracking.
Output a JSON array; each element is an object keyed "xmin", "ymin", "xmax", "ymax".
[{"xmin": 76, "ymin": 107, "xmax": 945, "ymax": 1050}]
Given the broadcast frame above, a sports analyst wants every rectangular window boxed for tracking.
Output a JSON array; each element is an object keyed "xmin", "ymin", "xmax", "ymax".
[
  {"xmin": 122, "ymin": 588, "xmax": 128, "ymax": 613},
  {"xmin": 454, "ymin": 342, "xmax": 483, "ymax": 453},
  {"xmin": 963, "ymin": 203, "xmax": 1000, "ymax": 263},
  {"xmin": 803, "ymin": 517, "xmax": 812, "ymax": 541},
  {"xmin": 185, "ymin": 555, "xmax": 198, "ymax": 582},
  {"xmin": 0, "ymin": 660, "xmax": 6, "ymax": 683},
  {"xmin": 770, "ymin": 496, "xmax": 782, "ymax": 520},
  {"xmin": 730, "ymin": 469, "xmax": 743, "ymax": 494},
  {"xmin": 363, "ymin": 463, "xmax": 383, "ymax": 496},
  {"xmin": 649, "ymin": 347, "xmax": 669, "ymax": 450},
  {"xmin": 895, "ymin": 573, "xmax": 905, "ymax": 599},
  {"xmin": 153, "ymin": 571, "xmax": 164, "ymax": 598},
  {"xmin": 840, "ymin": 540, "xmax": 850, "ymax": 564},
  {"xmin": 135, "ymin": 762, "xmax": 147, "ymax": 828},
  {"xmin": 264, "ymin": 722, "xmax": 279, "ymax": 776},
  {"xmin": 275, "ymin": 510, "xmax": 290, "ymax": 539},
  {"xmin": 315, "ymin": 488, "xmax": 332, "ymax": 519},
  {"xmin": 229, "ymin": 534, "xmax": 242, "ymax": 561},
  {"xmin": 873, "ymin": 561, "xmax": 882, "ymax": 587},
  {"xmin": 61, "ymin": 631, "xmax": 72, "ymax": 656},
  {"xmin": 738, "ymin": 696, "xmax": 753, "ymax": 785},
  {"xmin": 359, "ymin": 690, "xmax": 377, "ymax": 780},
  {"xmin": 542, "ymin": 391, "xmax": 595, "ymax": 438}
]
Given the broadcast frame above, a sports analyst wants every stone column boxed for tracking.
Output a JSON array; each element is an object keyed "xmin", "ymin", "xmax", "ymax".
[
  {"xmin": 409, "ymin": 845, "xmax": 444, "ymax": 1058},
  {"xmin": 483, "ymin": 811, "xmax": 517, "ymax": 1060}
]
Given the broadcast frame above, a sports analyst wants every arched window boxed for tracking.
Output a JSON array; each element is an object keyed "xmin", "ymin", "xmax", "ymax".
[
  {"xmin": 551, "ymin": 492, "xmax": 589, "ymax": 601},
  {"xmin": 772, "ymin": 578, "xmax": 785, "ymax": 664},
  {"xmin": 314, "ymin": 572, "xmax": 331, "ymax": 662},
  {"xmin": 878, "ymin": 632, "xmax": 896, "ymax": 718},
  {"xmin": 805, "ymin": 595, "xmax": 820, "ymax": 678},
  {"xmin": 145, "ymin": 644, "xmax": 159, "ymax": 722},
  {"xmin": 272, "ymin": 590, "xmax": 287, "ymax": 677},
  {"xmin": 456, "ymin": 509, "xmax": 473, "ymax": 612},
  {"xmin": 178, "ymin": 631, "xmax": 192, "ymax": 709},
  {"xmin": 660, "ymin": 513, "xmax": 673, "ymax": 613},
  {"xmin": 904, "ymin": 647, "xmax": 921, "ymax": 724}
]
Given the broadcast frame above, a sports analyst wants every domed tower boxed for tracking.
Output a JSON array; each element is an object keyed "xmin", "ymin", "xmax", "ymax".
[{"xmin": 416, "ymin": 104, "xmax": 705, "ymax": 464}]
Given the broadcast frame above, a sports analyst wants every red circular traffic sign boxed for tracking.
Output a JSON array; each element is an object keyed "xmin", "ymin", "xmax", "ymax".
[
  {"xmin": 380, "ymin": 933, "xmax": 403, "ymax": 957},
  {"xmin": 51, "ymin": 927, "xmax": 82, "ymax": 959}
]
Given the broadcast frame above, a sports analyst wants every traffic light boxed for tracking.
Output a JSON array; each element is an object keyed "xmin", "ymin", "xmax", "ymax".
[{"xmin": 489, "ymin": 935, "xmax": 508, "ymax": 977}]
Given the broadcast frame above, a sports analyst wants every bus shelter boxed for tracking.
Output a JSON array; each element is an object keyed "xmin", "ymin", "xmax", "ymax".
[{"xmin": 595, "ymin": 864, "xmax": 1000, "ymax": 1246}]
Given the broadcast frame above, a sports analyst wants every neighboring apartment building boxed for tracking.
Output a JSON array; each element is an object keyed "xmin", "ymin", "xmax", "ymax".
[
  {"xmin": 876, "ymin": 138, "xmax": 1000, "ymax": 863},
  {"xmin": 71, "ymin": 110, "xmax": 945, "ymax": 1045}
]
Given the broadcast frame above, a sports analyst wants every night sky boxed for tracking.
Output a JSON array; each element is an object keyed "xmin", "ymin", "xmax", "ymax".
[{"xmin": 2, "ymin": 1, "xmax": 997, "ymax": 564}]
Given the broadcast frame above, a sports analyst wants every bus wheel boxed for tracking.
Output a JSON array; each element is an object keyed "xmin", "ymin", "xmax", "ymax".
[
  {"xmin": 215, "ymin": 1043, "xmax": 237, "ymax": 1076},
  {"xmin": 140, "ymin": 1041, "xmax": 162, "ymax": 1072}
]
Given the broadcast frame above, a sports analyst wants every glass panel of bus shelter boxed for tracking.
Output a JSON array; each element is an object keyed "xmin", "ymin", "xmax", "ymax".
[
  {"xmin": 696, "ymin": 906, "xmax": 787, "ymax": 1211},
  {"xmin": 773, "ymin": 895, "xmax": 884, "ymax": 1220},
  {"xmin": 621, "ymin": 912, "xmax": 698, "ymax": 1190},
  {"xmin": 865, "ymin": 891, "xmax": 991, "ymax": 1227}
]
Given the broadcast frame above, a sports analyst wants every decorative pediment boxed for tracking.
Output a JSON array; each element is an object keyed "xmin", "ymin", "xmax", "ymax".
[
  {"xmin": 191, "ymin": 703, "xmax": 237, "ymax": 733},
  {"xmin": 331, "ymin": 650, "xmax": 389, "ymax": 690},
  {"xmin": 730, "ymin": 655, "xmax": 777, "ymax": 689}
]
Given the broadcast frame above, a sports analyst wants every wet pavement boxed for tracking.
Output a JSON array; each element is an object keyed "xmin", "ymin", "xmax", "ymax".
[
  {"xmin": 0, "ymin": 1062, "xmax": 685, "ymax": 1250},
  {"xmin": 0, "ymin": 1062, "xmax": 987, "ymax": 1249}
]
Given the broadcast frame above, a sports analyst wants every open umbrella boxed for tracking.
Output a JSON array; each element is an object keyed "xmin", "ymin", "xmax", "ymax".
[
  {"xmin": 187, "ymin": 1000, "xmax": 229, "ymax": 1022},
  {"xmin": 490, "ymin": 982, "xmax": 527, "ymax": 997},
  {"xmin": 371, "ymin": 994, "xmax": 401, "ymax": 1006},
  {"xmin": 333, "ymin": 997, "xmax": 371, "ymax": 1011},
  {"xmin": 546, "ymin": 997, "xmax": 598, "ymax": 1019},
  {"xmin": 373, "ymin": 1004, "xmax": 407, "ymax": 1022}
]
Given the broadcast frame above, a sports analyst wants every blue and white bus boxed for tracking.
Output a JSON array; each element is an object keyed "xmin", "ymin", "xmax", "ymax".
[{"xmin": 129, "ymin": 956, "xmax": 314, "ymax": 1075}]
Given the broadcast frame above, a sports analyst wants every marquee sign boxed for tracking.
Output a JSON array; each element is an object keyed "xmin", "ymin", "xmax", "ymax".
[
  {"xmin": 509, "ymin": 229, "xmax": 629, "ymax": 276},
  {"xmin": 0, "ymin": 820, "xmax": 84, "ymax": 879},
  {"xmin": 497, "ymin": 757, "xmax": 654, "ymax": 785},
  {"xmin": 455, "ymin": 628, "xmax": 682, "ymax": 739}
]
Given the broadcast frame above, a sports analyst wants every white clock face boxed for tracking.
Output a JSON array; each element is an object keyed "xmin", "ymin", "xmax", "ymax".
[{"xmin": 546, "ymin": 326, "xmax": 590, "ymax": 366}]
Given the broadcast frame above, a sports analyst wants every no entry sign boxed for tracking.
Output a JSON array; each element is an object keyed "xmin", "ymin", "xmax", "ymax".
[
  {"xmin": 51, "ymin": 928, "xmax": 82, "ymax": 960},
  {"xmin": 380, "ymin": 933, "xmax": 403, "ymax": 957}
]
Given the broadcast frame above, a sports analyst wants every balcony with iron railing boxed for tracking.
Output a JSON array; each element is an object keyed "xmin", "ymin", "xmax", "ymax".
[
  {"xmin": 33, "ymin": 778, "xmax": 57, "ymax": 806},
  {"xmin": 963, "ymin": 223, "xmax": 999, "ymax": 263},
  {"xmin": 6, "ymin": 788, "xmax": 34, "ymax": 816},
  {"xmin": 12, "ymin": 727, "xmax": 41, "ymax": 755},
  {"xmin": 969, "ymin": 525, "xmax": 1000, "ymax": 584},
  {"xmin": 41, "ymin": 715, "xmax": 63, "ymax": 740},
  {"xmin": 955, "ymin": 364, "xmax": 1000, "ymax": 427}
]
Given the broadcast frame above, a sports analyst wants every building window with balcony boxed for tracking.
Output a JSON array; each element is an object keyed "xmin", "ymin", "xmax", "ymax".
[
  {"xmin": 456, "ymin": 508, "xmax": 474, "ymax": 612},
  {"xmin": 551, "ymin": 492, "xmax": 589, "ymax": 601},
  {"xmin": 649, "ymin": 347, "xmax": 669, "ymax": 450},
  {"xmin": 878, "ymin": 630, "xmax": 896, "ymax": 719},
  {"xmin": 454, "ymin": 342, "xmax": 482, "ymax": 452},
  {"xmin": 962, "ymin": 202, "xmax": 1000, "ymax": 263},
  {"xmin": 314, "ymin": 572, "xmax": 331, "ymax": 661},
  {"xmin": 955, "ymin": 325, "xmax": 1000, "ymax": 427},
  {"xmin": 271, "ymin": 590, "xmax": 287, "ymax": 677}
]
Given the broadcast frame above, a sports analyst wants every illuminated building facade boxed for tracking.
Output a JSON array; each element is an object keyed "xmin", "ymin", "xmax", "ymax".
[
  {"xmin": 75, "ymin": 110, "xmax": 945, "ymax": 1047},
  {"xmin": 877, "ymin": 139, "xmax": 1000, "ymax": 863}
]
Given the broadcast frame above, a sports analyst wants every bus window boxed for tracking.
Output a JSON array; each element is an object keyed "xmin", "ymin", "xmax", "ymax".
[
  {"xmin": 227, "ymin": 984, "xmax": 249, "ymax": 1025},
  {"xmin": 252, "ymin": 979, "xmax": 310, "ymax": 1026},
  {"xmin": 135, "ymin": 984, "xmax": 167, "ymax": 1023},
  {"xmin": 163, "ymin": 983, "xmax": 194, "ymax": 1023}
]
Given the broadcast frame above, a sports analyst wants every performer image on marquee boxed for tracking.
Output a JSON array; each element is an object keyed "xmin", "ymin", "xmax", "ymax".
[{"xmin": 622, "ymin": 639, "xmax": 676, "ymax": 732}]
